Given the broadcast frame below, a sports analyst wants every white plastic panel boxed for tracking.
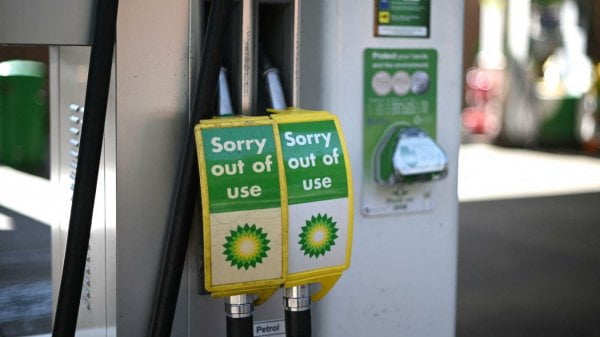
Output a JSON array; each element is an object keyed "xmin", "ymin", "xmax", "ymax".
[
  {"xmin": 0, "ymin": 0, "xmax": 94, "ymax": 45},
  {"xmin": 297, "ymin": 1, "xmax": 462, "ymax": 336}
]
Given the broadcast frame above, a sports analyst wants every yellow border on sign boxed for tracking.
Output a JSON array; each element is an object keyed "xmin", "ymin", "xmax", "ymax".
[
  {"xmin": 270, "ymin": 109, "xmax": 354, "ymax": 301},
  {"xmin": 194, "ymin": 117, "xmax": 288, "ymax": 302}
]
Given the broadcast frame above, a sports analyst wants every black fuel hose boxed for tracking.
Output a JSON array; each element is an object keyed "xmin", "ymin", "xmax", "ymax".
[
  {"xmin": 52, "ymin": 0, "xmax": 118, "ymax": 336},
  {"xmin": 285, "ymin": 310, "xmax": 311, "ymax": 337},
  {"xmin": 226, "ymin": 316, "xmax": 254, "ymax": 337},
  {"xmin": 147, "ymin": 1, "xmax": 232, "ymax": 336}
]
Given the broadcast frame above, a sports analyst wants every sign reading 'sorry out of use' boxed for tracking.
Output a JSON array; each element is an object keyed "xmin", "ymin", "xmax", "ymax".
[
  {"xmin": 198, "ymin": 122, "xmax": 284, "ymax": 289},
  {"xmin": 278, "ymin": 120, "xmax": 350, "ymax": 276}
]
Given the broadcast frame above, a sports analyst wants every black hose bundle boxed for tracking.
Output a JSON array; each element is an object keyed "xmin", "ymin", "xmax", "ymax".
[
  {"xmin": 52, "ymin": 1, "xmax": 119, "ymax": 336},
  {"xmin": 227, "ymin": 316, "xmax": 254, "ymax": 337},
  {"xmin": 285, "ymin": 310, "xmax": 311, "ymax": 337},
  {"xmin": 147, "ymin": 1, "xmax": 233, "ymax": 336}
]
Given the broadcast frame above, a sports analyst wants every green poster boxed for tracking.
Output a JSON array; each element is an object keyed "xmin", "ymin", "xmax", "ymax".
[
  {"xmin": 362, "ymin": 48, "xmax": 437, "ymax": 216},
  {"xmin": 202, "ymin": 125, "xmax": 281, "ymax": 213},
  {"xmin": 374, "ymin": 0, "xmax": 431, "ymax": 38}
]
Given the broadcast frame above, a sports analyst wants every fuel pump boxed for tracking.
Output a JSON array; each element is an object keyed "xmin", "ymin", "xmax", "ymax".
[
  {"xmin": 193, "ymin": 29, "xmax": 354, "ymax": 336},
  {"xmin": 259, "ymin": 49, "xmax": 354, "ymax": 337},
  {"xmin": 197, "ymin": 55, "xmax": 286, "ymax": 337},
  {"xmin": 259, "ymin": 49, "xmax": 312, "ymax": 337},
  {"xmin": 24, "ymin": 0, "xmax": 463, "ymax": 336},
  {"xmin": 270, "ymin": 109, "xmax": 353, "ymax": 337},
  {"xmin": 219, "ymin": 68, "xmax": 267, "ymax": 337},
  {"xmin": 195, "ymin": 114, "xmax": 286, "ymax": 336}
]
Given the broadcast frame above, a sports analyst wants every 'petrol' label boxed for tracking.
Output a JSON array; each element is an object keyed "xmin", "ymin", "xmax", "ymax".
[{"xmin": 253, "ymin": 319, "xmax": 285, "ymax": 336}]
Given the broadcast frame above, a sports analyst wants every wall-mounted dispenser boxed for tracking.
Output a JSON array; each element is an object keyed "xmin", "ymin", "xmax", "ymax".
[{"xmin": 374, "ymin": 126, "xmax": 447, "ymax": 186}]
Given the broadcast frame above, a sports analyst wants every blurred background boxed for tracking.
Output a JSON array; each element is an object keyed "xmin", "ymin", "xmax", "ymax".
[
  {"xmin": 462, "ymin": 0, "xmax": 600, "ymax": 149},
  {"xmin": 1, "ymin": 0, "xmax": 600, "ymax": 336},
  {"xmin": 459, "ymin": 0, "xmax": 600, "ymax": 336},
  {"xmin": 0, "ymin": 46, "xmax": 52, "ymax": 337}
]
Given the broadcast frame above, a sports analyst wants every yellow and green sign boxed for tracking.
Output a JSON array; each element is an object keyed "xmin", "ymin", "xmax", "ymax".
[
  {"xmin": 374, "ymin": 0, "xmax": 431, "ymax": 38},
  {"xmin": 202, "ymin": 125, "xmax": 281, "ymax": 213},
  {"xmin": 272, "ymin": 111, "xmax": 353, "ymax": 301},
  {"xmin": 195, "ymin": 111, "xmax": 353, "ymax": 302},
  {"xmin": 195, "ymin": 118, "xmax": 286, "ymax": 299},
  {"xmin": 278, "ymin": 120, "xmax": 348, "ymax": 204}
]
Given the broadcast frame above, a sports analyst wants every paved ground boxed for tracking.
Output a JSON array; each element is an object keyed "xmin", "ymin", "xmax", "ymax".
[
  {"xmin": 457, "ymin": 144, "xmax": 600, "ymax": 336},
  {"xmin": 457, "ymin": 193, "xmax": 600, "ymax": 337},
  {"xmin": 459, "ymin": 144, "xmax": 600, "ymax": 201},
  {"xmin": 0, "ymin": 206, "xmax": 51, "ymax": 337}
]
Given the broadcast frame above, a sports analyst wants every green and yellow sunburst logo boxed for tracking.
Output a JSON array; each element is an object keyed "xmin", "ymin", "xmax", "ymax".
[
  {"xmin": 299, "ymin": 213, "xmax": 338, "ymax": 258},
  {"xmin": 223, "ymin": 224, "xmax": 270, "ymax": 270}
]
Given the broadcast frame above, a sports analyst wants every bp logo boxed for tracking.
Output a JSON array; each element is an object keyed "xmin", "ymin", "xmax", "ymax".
[
  {"xmin": 299, "ymin": 213, "xmax": 338, "ymax": 258},
  {"xmin": 223, "ymin": 224, "xmax": 270, "ymax": 270}
]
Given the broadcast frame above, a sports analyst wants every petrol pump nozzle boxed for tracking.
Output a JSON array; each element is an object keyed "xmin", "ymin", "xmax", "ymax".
[
  {"xmin": 259, "ymin": 45, "xmax": 313, "ymax": 337},
  {"xmin": 259, "ymin": 47, "xmax": 287, "ymax": 110},
  {"xmin": 218, "ymin": 67, "xmax": 234, "ymax": 116},
  {"xmin": 284, "ymin": 285, "xmax": 312, "ymax": 337},
  {"xmin": 225, "ymin": 294, "xmax": 254, "ymax": 337},
  {"xmin": 219, "ymin": 67, "xmax": 255, "ymax": 337}
]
